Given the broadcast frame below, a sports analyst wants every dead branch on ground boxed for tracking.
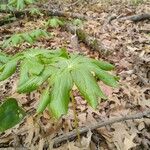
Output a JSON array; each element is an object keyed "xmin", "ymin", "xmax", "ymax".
[
  {"xmin": 119, "ymin": 13, "xmax": 150, "ymax": 22},
  {"xmin": 106, "ymin": 14, "xmax": 117, "ymax": 24},
  {"xmin": 0, "ymin": 8, "xmax": 90, "ymax": 20},
  {"xmin": 53, "ymin": 110, "xmax": 150, "ymax": 147},
  {"xmin": 109, "ymin": 13, "xmax": 150, "ymax": 24}
]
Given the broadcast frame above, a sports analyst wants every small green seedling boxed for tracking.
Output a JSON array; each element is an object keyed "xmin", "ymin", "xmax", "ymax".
[
  {"xmin": 45, "ymin": 17, "xmax": 64, "ymax": 28},
  {"xmin": 2, "ymin": 29, "xmax": 49, "ymax": 48},
  {"xmin": 29, "ymin": 8, "xmax": 43, "ymax": 16},
  {"xmin": 73, "ymin": 19, "xmax": 83, "ymax": 28},
  {"xmin": 0, "ymin": 4, "xmax": 14, "ymax": 11},
  {"xmin": 8, "ymin": 0, "xmax": 36, "ymax": 10}
]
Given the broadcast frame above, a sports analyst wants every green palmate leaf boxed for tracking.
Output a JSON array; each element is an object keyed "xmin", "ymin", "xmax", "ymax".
[
  {"xmin": 46, "ymin": 17, "xmax": 64, "ymax": 28},
  {"xmin": 18, "ymin": 59, "xmax": 44, "ymax": 93},
  {"xmin": 49, "ymin": 71, "xmax": 73, "ymax": 118},
  {"xmin": 0, "ymin": 48, "xmax": 119, "ymax": 119},
  {"xmin": 73, "ymin": 19, "xmax": 83, "ymax": 28},
  {"xmin": 25, "ymin": 0, "xmax": 35, "ymax": 5},
  {"xmin": 17, "ymin": 75, "xmax": 44, "ymax": 93},
  {"xmin": 2, "ymin": 38, "xmax": 11, "ymax": 48},
  {"xmin": 37, "ymin": 48, "xmax": 69, "ymax": 64},
  {"xmin": 30, "ymin": 30, "xmax": 41, "ymax": 39},
  {"xmin": 91, "ymin": 59, "xmax": 115, "ymax": 71},
  {"xmin": 27, "ymin": 58, "xmax": 44, "ymax": 75},
  {"xmin": 96, "ymin": 69, "xmax": 118, "ymax": 87},
  {"xmin": 56, "ymin": 48, "xmax": 69, "ymax": 58},
  {"xmin": 23, "ymin": 48, "xmax": 50, "ymax": 58},
  {"xmin": 2, "ymin": 34, "xmax": 23, "ymax": 48},
  {"xmin": 21, "ymin": 33, "xmax": 34, "ymax": 44},
  {"xmin": 29, "ymin": 29, "xmax": 49, "ymax": 41},
  {"xmin": 87, "ymin": 63, "xmax": 118, "ymax": 87},
  {"xmin": 0, "ymin": 4, "xmax": 14, "ymax": 11},
  {"xmin": 17, "ymin": 66, "xmax": 56, "ymax": 93},
  {"xmin": 37, "ymin": 87, "xmax": 51, "ymax": 114},
  {"xmin": 18, "ymin": 60, "xmax": 29, "ymax": 86},
  {"xmin": 11, "ymin": 34, "xmax": 23, "ymax": 46},
  {"xmin": 2, "ymin": 29, "xmax": 49, "ymax": 48},
  {"xmin": 29, "ymin": 8, "xmax": 43, "ymax": 16},
  {"xmin": 30, "ymin": 29, "xmax": 45, "ymax": 39},
  {"xmin": 40, "ymin": 30, "xmax": 49, "ymax": 37},
  {"xmin": 23, "ymin": 48, "xmax": 62, "ymax": 59},
  {"xmin": 71, "ymin": 68, "xmax": 106, "ymax": 109},
  {"xmin": 44, "ymin": 48, "xmax": 69, "ymax": 60},
  {"xmin": 17, "ymin": 0, "xmax": 25, "ymax": 10},
  {"xmin": 11, "ymin": 53, "xmax": 24, "ymax": 62},
  {"xmin": 0, "ymin": 98, "xmax": 25, "ymax": 132},
  {"xmin": 8, "ymin": 0, "xmax": 36, "ymax": 10},
  {"xmin": 0, "ymin": 60, "xmax": 17, "ymax": 81},
  {"xmin": 0, "ymin": 52, "xmax": 10, "ymax": 63},
  {"xmin": 8, "ymin": 0, "xmax": 17, "ymax": 5}
]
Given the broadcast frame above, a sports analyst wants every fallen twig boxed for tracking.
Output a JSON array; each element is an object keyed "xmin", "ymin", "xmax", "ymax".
[
  {"xmin": 108, "ymin": 13, "xmax": 150, "ymax": 24},
  {"xmin": 0, "ymin": 8, "xmax": 90, "ymax": 20},
  {"xmin": 53, "ymin": 110, "xmax": 150, "ymax": 147},
  {"xmin": 119, "ymin": 13, "xmax": 150, "ymax": 22},
  {"xmin": 106, "ymin": 14, "xmax": 117, "ymax": 24}
]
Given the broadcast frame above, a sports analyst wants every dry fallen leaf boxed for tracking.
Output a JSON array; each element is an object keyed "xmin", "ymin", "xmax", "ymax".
[
  {"xmin": 81, "ymin": 130, "xmax": 93, "ymax": 148},
  {"xmin": 112, "ymin": 123, "xmax": 137, "ymax": 150}
]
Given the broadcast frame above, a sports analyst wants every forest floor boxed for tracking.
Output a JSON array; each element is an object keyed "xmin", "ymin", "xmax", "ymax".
[{"xmin": 0, "ymin": 0, "xmax": 150, "ymax": 150}]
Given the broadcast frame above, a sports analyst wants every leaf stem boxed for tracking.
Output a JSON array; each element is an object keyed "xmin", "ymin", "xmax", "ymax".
[{"xmin": 70, "ymin": 92, "xmax": 81, "ymax": 146}]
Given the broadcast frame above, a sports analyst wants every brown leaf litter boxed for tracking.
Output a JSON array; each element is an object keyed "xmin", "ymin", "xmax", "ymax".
[{"xmin": 0, "ymin": 0, "xmax": 150, "ymax": 149}]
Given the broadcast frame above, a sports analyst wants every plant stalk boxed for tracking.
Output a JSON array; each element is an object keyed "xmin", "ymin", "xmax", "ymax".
[{"xmin": 70, "ymin": 92, "xmax": 81, "ymax": 146}]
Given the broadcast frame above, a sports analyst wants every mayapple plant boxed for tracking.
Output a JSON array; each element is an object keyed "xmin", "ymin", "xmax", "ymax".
[
  {"xmin": 2, "ymin": 29, "xmax": 49, "ymax": 48},
  {"xmin": 0, "ymin": 0, "xmax": 119, "ymax": 141},
  {"xmin": 45, "ymin": 17, "xmax": 64, "ymax": 28},
  {"xmin": 0, "ymin": 48, "xmax": 119, "ymax": 132},
  {"xmin": 8, "ymin": 0, "xmax": 37, "ymax": 10},
  {"xmin": 29, "ymin": 8, "xmax": 43, "ymax": 16}
]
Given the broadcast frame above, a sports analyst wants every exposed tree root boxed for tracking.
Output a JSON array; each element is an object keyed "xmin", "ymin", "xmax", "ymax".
[{"xmin": 53, "ymin": 110, "xmax": 150, "ymax": 148}]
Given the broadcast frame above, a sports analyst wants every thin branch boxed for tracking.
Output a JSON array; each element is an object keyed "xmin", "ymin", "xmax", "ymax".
[
  {"xmin": 0, "ymin": 8, "xmax": 90, "ymax": 20},
  {"xmin": 53, "ymin": 110, "xmax": 150, "ymax": 147},
  {"xmin": 108, "ymin": 13, "xmax": 150, "ymax": 24},
  {"xmin": 119, "ymin": 13, "xmax": 150, "ymax": 22},
  {"xmin": 106, "ymin": 14, "xmax": 117, "ymax": 24}
]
